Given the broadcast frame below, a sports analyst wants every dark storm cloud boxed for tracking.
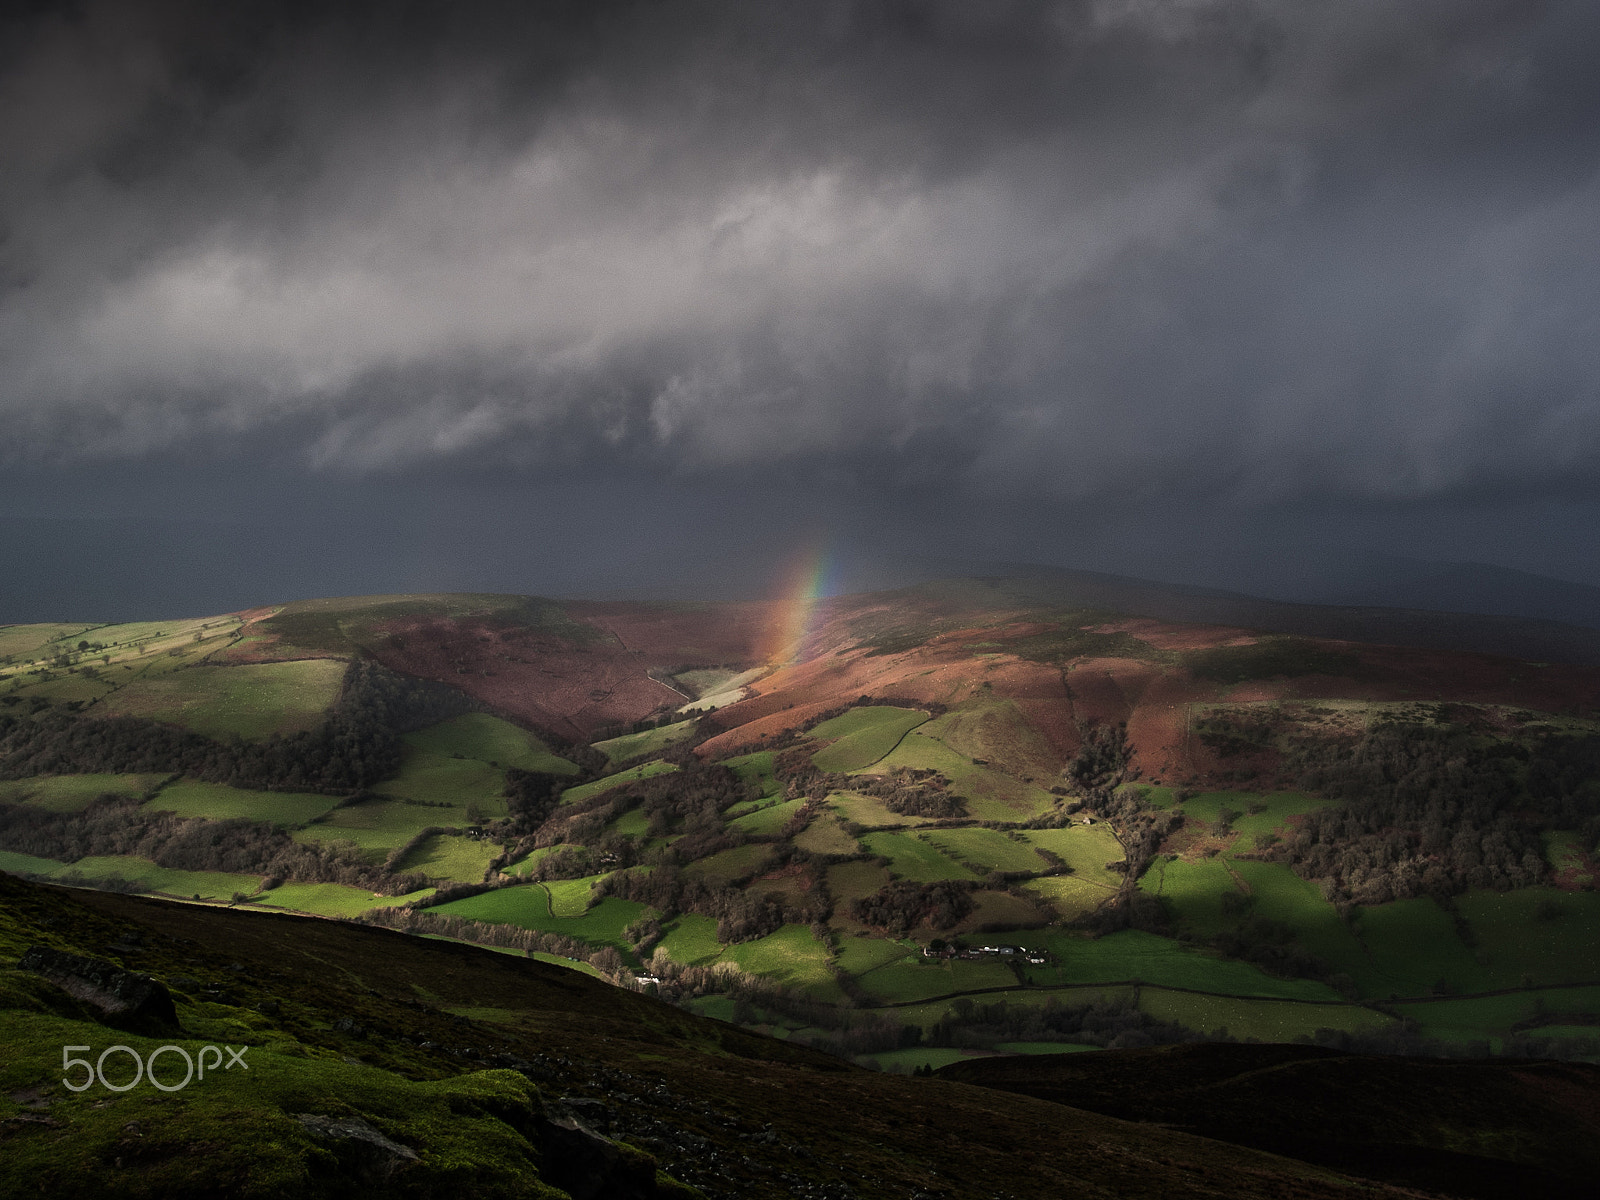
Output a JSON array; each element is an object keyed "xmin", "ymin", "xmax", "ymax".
[{"xmin": 2, "ymin": 0, "xmax": 1598, "ymax": 508}]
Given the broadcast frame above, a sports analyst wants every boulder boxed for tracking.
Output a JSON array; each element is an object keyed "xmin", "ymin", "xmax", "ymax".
[
  {"xmin": 296, "ymin": 1114, "xmax": 419, "ymax": 1182},
  {"xmin": 18, "ymin": 946, "xmax": 178, "ymax": 1032}
]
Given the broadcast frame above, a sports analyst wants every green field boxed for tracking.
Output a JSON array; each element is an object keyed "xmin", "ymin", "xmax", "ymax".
[
  {"xmin": 1021, "ymin": 825, "xmax": 1135, "ymax": 887},
  {"xmin": 1544, "ymin": 831, "xmax": 1596, "ymax": 885},
  {"xmin": 1396, "ymin": 986, "xmax": 1600, "ymax": 1043},
  {"xmin": 254, "ymin": 881, "xmax": 434, "ymax": 917},
  {"xmin": 295, "ymin": 797, "xmax": 458, "ymax": 855},
  {"xmin": 867, "ymin": 1047, "xmax": 985, "ymax": 1072},
  {"xmin": 503, "ymin": 843, "xmax": 581, "ymax": 876},
  {"xmin": 724, "ymin": 750, "xmax": 779, "ymax": 798},
  {"xmin": 727, "ymin": 798, "xmax": 805, "ymax": 835},
  {"xmin": 1022, "ymin": 875, "xmax": 1117, "ymax": 921},
  {"xmin": 856, "ymin": 956, "xmax": 1017, "ymax": 1003},
  {"xmin": 0, "ymin": 773, "xmax": 166, "ymax": 813},
  {"xmin": 826, "ymin": 791, "xmax": 946, "ymax": 829},
  {"xmin": 993, "ymin": 1042, "xmax": 1102, "ymax": 1056},
  {"xmin": 959, "ymin": 889, "xmax": 1046, "ymax": 932},
  {"xmin": 1138, "ymin": 989, "xmax": 1396, "ymax": 1042},
  {"xmin": 374, "ymin": 746, "xmax": 509, "ymax": 815},
  {"xmin": 827, "ymin": 860, "xmax": 891, "ymax": 903},
  {"xmin": 835, "ymin": 935, "xmax": 914, "ymax": 976},
  {"xmin": 684, "ymin": 843, "xmax": 772, "ymax": 883},
  {"xmin": 405, "ymin": 713, "xmax": 578, "ymax": 775},
  {"xmin": 560, "ymin": 761, "xmax": 678, "ymax": 805},
  {"xmin": 809, "ymin": 707, "xmax": 929, "ymax": 773},
  {"xmin": 544, "ymin": 874, "xmax": 605, "ymax": 917},
  {"xmin": 861, "ymin": 831, "xmax": 975, "ymax": 882},
  {"xmin": 143, "ymin": 779, "xmax": 342, "ymax": 827},
  {"xmin": 864, "ymin": 722, "xmax": 1056, "ymax": 821},
  {"xmin": 793, "ymin": 816, "xmax": 859, "ymax": 855},
  {"xmin": 394, "ymin": 832, "xmax": 499, "ymax": 883},
  {"xmin": 95, "ymin": 659, "xmax": 347, "ymax": 740},
  {"xmin": 0, "ymin": 623, "xmax": 97, "ymax": 660},
  {"xmin": 427, "ymin": 885, "xmax": 648, "ymax": 952},
  {"xmin": 35, "ymin": 854, "xmax": 262, "ymax": 900},
  {"xmin": 1455, "ymin": 889, "xmax": 1600, "ymax": 989},
  {"xmin": 656, "ymin": 914, "xmax": 723, "ymax": 965},
  {"xmin": 1015, "ymin": 929, "xmax": 1348, "ymax": 1001},
  {"xmin": 592, "ymin": 720, "xmax": 699, "ymax": 764},
  {"xmin": 724, "ymin": 924, "xmax": 839, "ymax": 998},
  {"xmin": 921, "ymin": 828, "xmax": 1048, "ymax": 875},
  {"xmin": 0, "ymin": 850, "xmax": 68, "ymax": 876}
]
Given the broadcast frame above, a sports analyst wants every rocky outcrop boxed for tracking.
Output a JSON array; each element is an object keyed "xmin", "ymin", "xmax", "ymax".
[{"xmin": 18, "ymin": 946, "xmax": 178, "ymax": 1032}]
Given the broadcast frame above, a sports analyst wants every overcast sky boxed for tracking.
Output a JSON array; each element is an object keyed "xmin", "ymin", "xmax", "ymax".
[{"xmin": 3, "ymin": 0, "xmax": 1600, "ymax": 620}]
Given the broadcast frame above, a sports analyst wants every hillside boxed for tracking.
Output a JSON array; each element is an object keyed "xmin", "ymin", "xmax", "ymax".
[
  {"xmin": 3, "ymin": 870, "xmax": 1594, "ymax": 1198},
  {"xmin": 2, "ymin": 578, "xmax": 1598, "ymax": 1077}
]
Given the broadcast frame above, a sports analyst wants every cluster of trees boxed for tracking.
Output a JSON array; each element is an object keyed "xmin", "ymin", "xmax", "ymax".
[
  {"xmin": 0, "ymin": 794, "xmax": 426, "ymax": 894},
  {"xmin": 848, "ymin": 879, "xmax": 974, "ymax": 932},
  {"xmin": 858, "ymin": 768, "xmax": 966, "ymax": 818},
  {"xmin": 501, "ymin": 768, "xmax": 569, "ymax": 830},
  {"xmin": 1267, "ymin": 723, "xmax": 1600, "ymax": 904},
  {"xmin": 0, "ymin": 659, "xmax": 478, "ymax": 794},
  {"xmin": 1065, "ymin": 720, "xmax": 1133, "ymax": 794},
  {"xmin": 597, "ymin": 858, "xmax": 826, "ymax": 943},
  {"xmin": 770, "ymin": 745, "xmax": 851, "ymax": 801},
  {"xmin": 923, "ymin": 995, "xmax": 1214, "ymax": 1052}
]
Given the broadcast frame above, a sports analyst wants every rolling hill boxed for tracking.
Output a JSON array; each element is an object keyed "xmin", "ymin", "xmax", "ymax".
[{"xmin": 3, "ymin": 576, "xmax": 1598, "ymax": 1089}]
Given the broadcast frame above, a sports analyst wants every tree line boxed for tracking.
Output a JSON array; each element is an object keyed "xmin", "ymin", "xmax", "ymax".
[{"xmin": 0, "ymin": 793, "xmax": 427, "ymax": 894}]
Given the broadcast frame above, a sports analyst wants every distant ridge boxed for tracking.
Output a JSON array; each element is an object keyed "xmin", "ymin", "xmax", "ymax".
[{"xmin": 950, "ymin": 568, "xmax": 1600, "ymax": 666}]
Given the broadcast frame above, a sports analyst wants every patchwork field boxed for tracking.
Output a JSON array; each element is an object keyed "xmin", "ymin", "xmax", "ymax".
[
  {"xmin": 592, "ymin": 719, "xmax": 699, "ymax": 763},
  {"xmin": 427, "ymin": 884, "xmax": 648, "ymax": 952},
  {"xmin": 726, "ymin": 797, "xmax": 804, "ymax": 835},
  {"xmin": 294, "ymin": 797, "xmax": 457, "ymax": 855},
  {"xmin": 684, "ymin": 843, "xmax": 772, "ymax": 883},
  {"xmin": 863, "ymin": 722, "xmax": 1057, "ymax": 821},
  {"xmin": 393, "ymin": 832, "xmax": 499, "ymax": 883},
  {"xmin": 560, "ymin": 761, "xmax": 677, "ymax": 805},
  {"xmin": 142, "ymin": 779, "xmax": 342, "ymax": 826},
  {"xmin": 8, "ymin": 584, "xmax": 1600, "ymax": 1068},
  {"xmin": 921, "ymin": 827, "xmax": 1049, "ymax": 875},
  {"xmin": 254, "ymin": 880, "xmax": 434, "ymax": 917},
  {"xmin": 0, "ymin": 773, "xmax": 165, "ymax": 813},
  {"xmin": 861, "ymin": 831, "xmax": 975, "ymax": 882},
  {"xmin": 809, "ymin": 706, "xmax": 929, "ymax": 772},
  {"xmin": 724, "ymin": 924, "xmax": 839, "ymax": 998},
  {"xmin": 27, "ymin": 853, "xmax": 262, "ymax": 901}
]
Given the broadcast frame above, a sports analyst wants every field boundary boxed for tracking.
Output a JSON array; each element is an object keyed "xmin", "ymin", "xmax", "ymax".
[{"xmin": 868, "ymin": 977, "xmax": 1600, "ymax": 1010}]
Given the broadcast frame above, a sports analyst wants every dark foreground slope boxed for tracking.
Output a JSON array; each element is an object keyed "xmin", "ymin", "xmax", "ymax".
[
  {"xmin": 939, "ymin": 1043, "xmax": 1600, "ymax": 1200},
  {"xmin": 0, "ymin": 873, "xmax": 1498, "ymax": 1200}
]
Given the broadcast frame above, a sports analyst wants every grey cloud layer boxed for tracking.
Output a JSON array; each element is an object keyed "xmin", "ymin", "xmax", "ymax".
[{"xmin": 2, "ymin": 0, "xmax": 1597, "ymax": 505}]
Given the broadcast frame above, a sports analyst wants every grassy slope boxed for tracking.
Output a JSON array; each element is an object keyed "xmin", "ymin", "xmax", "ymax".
[
  {"xmin": 809, "ymin": 706, "xmax": 929, "ymax": 773},
  {"xmin": 0, "ymin": 773, "xmax": 167, "ymax": 813},
  {"xmin": 405, "ymin": 713, "xmax": 578, "ymax": 775},
  {"xmin": 561, "ymin": 761, "xmax": 678, "ymax": 805},
  {"xmin": 0, "ymin": 873, "xmax": 1453, "ymax": 1200},
  {"xmin": 593, "ymin": 719, "xmax": 700, "ymax": 764},
  {"xmin": 94, "ymin": 659, "xmax": 347, "ymax": 740},
  {"xmin": 142, "ymin": 779, "xmax": 342, "ymax": 827}
]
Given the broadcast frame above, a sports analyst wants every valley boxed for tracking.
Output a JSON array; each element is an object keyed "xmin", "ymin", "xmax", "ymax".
[{"xmin": 3, "ymin": 579, "xmax": 1599, "ymax": 1077}]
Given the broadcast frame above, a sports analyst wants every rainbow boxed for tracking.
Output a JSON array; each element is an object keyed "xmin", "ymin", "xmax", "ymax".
[{"xmin": 761, "ymin": 542, "xmax": 834, "ymax": 666}]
